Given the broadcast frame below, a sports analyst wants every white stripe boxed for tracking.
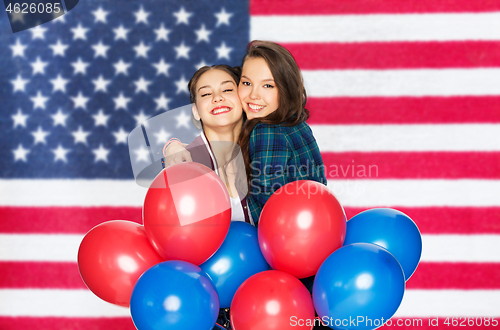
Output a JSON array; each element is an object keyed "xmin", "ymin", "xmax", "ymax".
[
  {"xmin": 303, "ymin": 69, "xmax": 500, "ymax": 97},
  {"xmin": 251, "ymin": 13, "xmax": 500, "ymax": 42},
  {"xmin": 2, "ymin": 234, "xmax": 499, "ymax": 263},
  {"xmin": 311, "ymin": 124, "xmax": 500, "ymax": 152}
]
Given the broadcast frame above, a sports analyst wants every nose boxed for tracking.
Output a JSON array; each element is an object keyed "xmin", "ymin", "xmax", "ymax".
[
  {"xmin": 249, "ymin": 86, "xmax": 260, "ymax": 100},
  {"xmin": 213, "ymin": 92, "xmax": 224, "ymax": 103}
]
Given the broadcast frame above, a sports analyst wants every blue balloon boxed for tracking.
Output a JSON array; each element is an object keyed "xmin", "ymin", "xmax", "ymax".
[
  {"xmin": 130, "ymin": 260, "xmax": 219, "ymax": 330},
  {"xmin": 313, "ymin": 243, "xmax": 405, "ymax": 330},
  {"xmin": 344, "ymin": 208, "xmax": 422, "ymax": 281},
  {"xmin": 200, "ymin": 222, "xmax": 270, "ymax": 308}
]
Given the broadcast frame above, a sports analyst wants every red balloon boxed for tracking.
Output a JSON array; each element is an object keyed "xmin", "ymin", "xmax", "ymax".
[
  {"xmin": 77, "ymin": 220, "xmax": 164, "ymax": 307},
  {"xmin": 258, "ymin": 180, "xmax": 346, "ymax": 278},
  {"xmin": 143, "ymin": 162, "xmax": 231, "ymax": 265},
  {"xmin": 231, "ymin": 270, "xmax": 315, "ymax": 330}
]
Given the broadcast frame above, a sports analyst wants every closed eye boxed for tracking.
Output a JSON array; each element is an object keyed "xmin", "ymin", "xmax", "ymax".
[
  {"xmin": 201, "ymin": 93, "xmax": 211, "ymax": 97},
  {"xmin": 223, "ymin": 88, "xmax": 233, "ymax": 92}
]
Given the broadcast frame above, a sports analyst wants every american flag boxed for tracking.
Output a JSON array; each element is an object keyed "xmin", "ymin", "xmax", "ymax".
[{"xmin": 1, "ymin": 0, "xmax": 499, "ymax": 329}]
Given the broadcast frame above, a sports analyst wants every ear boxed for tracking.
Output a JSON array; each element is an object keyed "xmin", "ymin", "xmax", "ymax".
[{"xmin": 192, "ymin": 104, "xmax": 201, "ymax": 121}]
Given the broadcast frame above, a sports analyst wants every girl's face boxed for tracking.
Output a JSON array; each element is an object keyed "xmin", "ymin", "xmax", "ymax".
[
  {"xmin": 193, "ymin": 69, "xmax": 243, "ymax": 129},
  {"xmin": 238, "ymin": 57, "xmax": 279, "ymax": 120}
]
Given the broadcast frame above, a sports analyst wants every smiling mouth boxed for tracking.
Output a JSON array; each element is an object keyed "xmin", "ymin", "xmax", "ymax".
[
  {"xmin": 211, "ymin": 107, "xmax": 232, "ymax": 115},
  {"xmin": 248, "ymin": 103, "xmax": 265, "ymax": 112}
]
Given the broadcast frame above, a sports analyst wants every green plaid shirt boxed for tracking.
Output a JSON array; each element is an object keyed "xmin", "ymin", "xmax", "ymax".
[{"xmin": 247, "ymin": 121, "xmax": 327, "ymax": 225}]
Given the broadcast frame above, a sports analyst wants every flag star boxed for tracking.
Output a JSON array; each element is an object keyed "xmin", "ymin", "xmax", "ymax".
[
  {"xmin": 30, "ymin": 25, "xmax": 47, "ymax": 40},
  {"xmin": 51, "ymin": 109, "xmax": 68, "ymax": 126},
  {"xmin": 134, "ymin": 77, "xmax": 152, "ymax": 94},
  {"xmin": 195, "ymin": 59, "xmax": 210, "ymax": 70},
  {"xmin": 154, "ymin": 93, "xmax": 171, "ymax": 111},
  {"xmin": 113, "ymin": 92, "xmax": 131, "ymax": 110},
  {"xmin": 195, "ymin": 24, "xmax": 212, "ymax": 42},
  {"xmin": 71, "ymin": 58, "xmax": 90, "ymax": 75},
  {"xmin": 49, "ymin": 39, "xmax": 69, "ymax": 56},
  {"xmin": 133, "ymin": 41, "xmax": 151, "ymax": 58},
  {"xmin": 92, "ymin": 144, "xmax": 110, "ymax": 162},
  {"xmin": 154, "ymin": 128, "xmax": 170, "ymax": 144},
  {"xmin": 134, "ymin": 6, "xmax": 150, "ymax": 24},
  {"xmin": 31, "ymin": 57, "xmax": 48, "ymax": 75},
  {"xmin": 113, "ymin": 59, "xmax": 132, "ymax": 75},
  {"xmin": 113, "ymin": 127, "xmax": 129, "ymax": 144},
  {"xmin": 176, "ymin": 111, "xmax": 191, "ymax": 128},
  {"xmin": 175, "ymin": 76, "xmax": 189, "ymax": 94},
  {"xmin": 113, "ymin": 25, "xmax": 130, "ymax": 41},
  {"xmin": 10, "ymin": 11, "xmax": 25, "ymax": 23},
  {"xmin": 93, "ymin": 109, "xmax": 110, "ymax": 126},
  {"xmin": 92, "ymin": 41, "xmax": 110, "ymax": 58},
  {"xmin": 93, "ymin": 7, "xmax": 109, "ymax": 23},
  {"xmin": 71, "ymin": 23, "xmax": 89, "ymax": 40},
  {"xmin": 215, "ymin": 8, "xmax": 233, "ymax": 27},
  {"xmin": 72, "ymin": 126, "xmax": 90, "ymax": 144},
  {"xmin": 173, "ymin": 7, "xmax": 192, "ymax": 25},
  {"xmin": 50, "ymin": 74, "xmax": 70, "ymax": 93},
  {"xmin": 53, "ymin": 13, "xmax": 65, "ymax": 22},
  {"xmin": 154, "ymin": 23, "xmax": 171, "ymax": 42},
  {"xmin": 71, "ymin": 92, "xmax": 90, "ymax": 110},
  {"xmin": 216, "ymin": 42, "xmax": 233, "ymax": 60},
  {"xmin": 31, "ymin": 126, "xmax": 50, "ymax": 144},
  {"xmin": 174, "ymin": 41, "xmax": 191, "ymax": 59},
  {"xmin": 12, "ymin": 109, "xmax": 28, "ymax": 128},
  {"xmin": 134, "ymin": 146, "xmax": 150, "ymax": 162},
  {"xmin": 30, "ymin": 91, "xmax": 49, "ymax": 110},
  {"xmin": 13, "ymin": 144, "xmax": 30, "ymax": 162},
  {"xmin": 134, "ymin": 110, "xmax": 150, "ymax": 125},
  {"xmin": 52, "ymin": 144, "xmax": 70, "ymax": 163},
  {"xmin": 11, "ymin": 75, "xmax": 29, "ymax": 92},
  {"xmin": 92, "ymin": 75, "xmax": 112, "ymax": 93},
  {"xmin": 10, "ymin": 39, "xmax": 27, "ymax": 57},
  {"xmin": 152, "ymin": 58, "xmax": 171, "ymax": 76}
]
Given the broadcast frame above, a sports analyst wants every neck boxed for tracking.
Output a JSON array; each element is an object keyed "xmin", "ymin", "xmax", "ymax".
[{"xmin": 203, "ymin": 120, "xmax": 243, "ymax": 164}]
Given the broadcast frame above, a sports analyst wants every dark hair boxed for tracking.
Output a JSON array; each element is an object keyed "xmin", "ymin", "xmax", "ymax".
[{"xmin": 188, "ymin": 64, "xmax": 241, "ymax": 103}]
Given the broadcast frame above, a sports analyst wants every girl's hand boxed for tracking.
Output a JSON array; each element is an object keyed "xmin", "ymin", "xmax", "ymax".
[{"xmin": 164, "ymin": 142, "xmax": 192, "ymax": 166}]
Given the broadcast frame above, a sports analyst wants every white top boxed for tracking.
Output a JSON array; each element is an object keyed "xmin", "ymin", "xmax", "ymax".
[{"xmin": 230, "ymin": 196, "xmax": 246, "ymax": 222}]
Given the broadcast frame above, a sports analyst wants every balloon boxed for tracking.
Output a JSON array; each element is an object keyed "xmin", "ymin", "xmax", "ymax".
[
  {"xmin": 231, "ymin": 270, "xmax": 315, "ymax": 330},
  {"xmin": 143, "ymin": 162, "xmax": 232, "ymax": 265},
  {"xmin": 313, "ymin": 243, "xmax": 405, "ymax": 330},
  {"xmin": 343, "ymin": 208, "xmax": 422, "ymax": 280},
  {"xmin": 77, "ymin": 220, "xmax": 164, "ymax": 307},
  {"xmin": 200, "ymin": 222, "xmax": 271, "ymax": 308},
  {"xmin": 130, "ymin": 260, "xmax": 219, "ymax": 330},
  {"xmin": 258, "ymin": 180, "xmax": 346, "ymax": 278}
]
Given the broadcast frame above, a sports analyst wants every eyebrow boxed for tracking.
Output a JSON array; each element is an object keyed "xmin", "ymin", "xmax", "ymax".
[
  {"xmin": 197, "ymin": 80, "xmax": 235, "ymax": 92},
  {"xmin": 241, "ymin": 75, "xmax": 274, "ymax": 82}
]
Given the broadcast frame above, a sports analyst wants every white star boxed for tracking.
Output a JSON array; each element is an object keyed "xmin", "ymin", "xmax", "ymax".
[
  {"xmin": 93, "ymin": 109, "xmax": 110, "ymax": 126},
  {"xmin": 9, "ymin": 11, "xmax": 25, "ymax": 24},
  {"xmin": 10, "ymin": 39, "xmax": 27, "ymax": 57},
  {"xmin": 133, "ymin": 110, "xmax": 150, "ymax": 125},
  {"xmin": 31, "ymin": 57, "xmax": 48, "ymax": 75},
  {"xmin": 52, "ymin": 13, "xmax": 65, "ymax": 22},
  {"xmin": 113, "ymin": 127, "xmax": 129, "ymax": 144},
  {"xmin": 30, "ymin": 91, "xmax": 49, "ymax": 110},
  {"xmin": 71, "ymin": 23, "xmax": 89, "ymax": 40},
  {"xmin": 134, "ymin": 77, "xmax": 152, "ymax": 94},
  {"xmin": 72, "ymin": 126, "xmax": 90, "ymax": 144},
  {"xmin": 50, "ymin": 74, "xmax": 70, "ymax": 93},
  {"xmin": 133, "ymin": 41, "xmax": 151, "ymax": 58},
  {"xmin": 13, "ymin": 144, "xmax": 30, "ymax": 162},
  {"xmin": 92, "ymin": 144, "xmax": 110, "ymax": 162},
  {"xmin": 92, "ymin": 41, "xmax": 110, "ymax": 58},
  {"xmin": 11, "ymin": 75, "xmax": 29, "ymax": 92},
  {"xmin": 113, "ymin": 25, "xmax": 130, "ymax": 41},
  {"xmin": 51, "ymin": 109, "xmax": 68, "ymax": 126},
  {"xmin": 93, "ymin": 7, "xmax": 109, "ymax": 23},
  {"xmin": 154, "ymin": 93, "xmax": 170, "ymax": 111},
  {"xmin": 215, "ymin": 8, "xmax": 232, "ymax": 27},
  {"xmin": 195, "ymin": 24, "xmax": 211, "ymax": 42},
  {"xmin": 71, "ymin": 92, "xmax": 90, "ymax": 110},
  {"xmin": 175, "ymin": 76, "xmax": 189, "ymax": 94},
  {"xmin": 113, "ymin": 92, "xmax": 131, "ymax": 110},
  {"xmin": 152, "ymin": 58, "xmax": 171, "ymax": 76},
  {"xmin": 154, "ymin": 23, "xmax": 170, "ymax": 41},
  {"xmin": 49, "ymin": 39, "xmax": 69, "ymax": 56},
  {"xmin": 195, "ymin": 59, "xmax": 210, "ymax": 70},
  {"xmin": 134, "ymin": 146, "xmax": 150, "ymax": 162},
  {"xmin": 176, "ymin": 111, "xmax": 191, "ymax": 128},
  {"xmin": 173, "ymin": 7, "xmax": 192, "ymax": 25},
  {"xmin": 113, "ymin": 59, "xmax": 131, "ymax": 75},
  {"xmin": 134, "ymin": 6, "xmax": 150, "ymax": 24},
  {"xmin": 92, "ymin": 75, "xmax": 112, "ymax": 93},
  {"xmin": 52, "ymin": 145, "xmax": 70, "ymax": 163},
  {"xmin": 30, "ymin": 25, "xmax": 47, "ymax": 40},
  {"xmin": 12, "ymin": 109, "xmax": 28, "ymax": 128},
  {"xmin": 154, "ymin": 128, "xmax": 170, "ymax": 144},
  {"xmin": 71, "ymin": 58, "xmax": 90, "ymax": 75},
  {"xmin": 216, "ymin": 42, "xmax": 233, "ymax": 60},
  {"xmin": 174, "ymin": 41, "xmax": 191, "ymax": 59},
  {"xmin": 32, "ymin": 126, "xmax": 50, "ymax": 144}
]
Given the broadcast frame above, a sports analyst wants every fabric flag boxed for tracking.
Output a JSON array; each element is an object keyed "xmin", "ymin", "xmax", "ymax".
[{"xmin": 1, "ymin": 0, "xmax": 499, "ymax": 329}]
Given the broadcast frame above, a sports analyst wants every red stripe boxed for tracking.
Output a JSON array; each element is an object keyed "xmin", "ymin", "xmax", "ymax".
[
  {"xmin": 322, "ymin": 152, "xmax": 500, "ymax": 179},
  {"xmin": 0, "ymin": 317, "xmax": 135, "ymax": 330},
  {"xmin": 307, "ymin": 97, "xmax": 500, "ymax": 124},
  {"xmin": 286, "ymin": 42, "xmax": 500, "ymax": 69},
  {"xmin": 251, "ymin": 0, "xmax": 500, "ymax": 15}
]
